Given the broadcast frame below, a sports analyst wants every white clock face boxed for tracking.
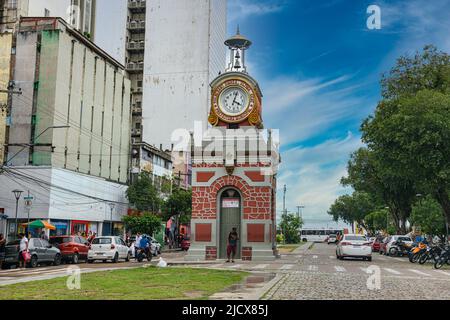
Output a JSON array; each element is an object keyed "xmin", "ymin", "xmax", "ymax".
[{"xmin": 219, "ymin": 87, "xmax": 249, "ymax": 116}]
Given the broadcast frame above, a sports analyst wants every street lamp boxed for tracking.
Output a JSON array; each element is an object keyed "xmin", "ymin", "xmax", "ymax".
[
  {"xmin": 385, "ymin": 207, "xmax": 390, "ymax": 234},
  {"xmin": 108, "ymin": 203, "xmax": 116, "ymax": 236},
  {"xmin": 5, "ymin": 125, "xmax": 70, "ymax": 166},
  {"xmin": 12, "ymin": 189, "xmax": 23, "ymax": 238}
]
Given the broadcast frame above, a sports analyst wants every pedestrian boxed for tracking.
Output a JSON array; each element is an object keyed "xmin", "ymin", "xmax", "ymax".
[
  {"xmin": 19, "ymin": 233, "xmax": 29, "ymax": 269},
  {"xmin": 0, "ymin": 233, "xmax": 6, "ymax": 270},
  {"xmin": 135, "ymin": 233, "xmax": 142, "ymax": 258},
  {"xmin": 40, "ymin": 230, "xmax": 48, "ymax": 241},
  {"xmin": 226, "ymin": 227, "xmax": 239, "ymax": 263}
]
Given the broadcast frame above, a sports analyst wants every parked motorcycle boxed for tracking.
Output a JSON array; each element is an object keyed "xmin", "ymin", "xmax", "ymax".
[
  {"xmin": 434, "ymin": 245, "xmax": 450, "ymax": 269},
  {"xmin": 419, "ymin": 244, "xmax": 444, "ymax": 265},
  {"xmin": 389, "ymin": 240, "xmax": 411, "ymax": 257},
  {"xmin": 408, "ymin": 242, "xmax": 427, "ymax": 263}
]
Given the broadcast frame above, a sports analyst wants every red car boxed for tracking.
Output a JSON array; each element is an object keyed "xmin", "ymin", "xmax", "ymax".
[
  {"xmin": 371, "ymin": 238, "xmax": 383, "ymax": 252},
  {"xmin": 49, "ymin": 235, "xmax": 90, "ymax": 264},
  {"xmin": 378, "ymin": 237, "xmax": 389, "ymax": 255}
]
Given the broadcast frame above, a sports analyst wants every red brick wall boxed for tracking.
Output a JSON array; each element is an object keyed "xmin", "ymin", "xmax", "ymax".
[
  {"xmin": 242, "ymin": 247, "xmax": 252, "ymax": 261},
  {"xmin": 192, "ymin": 175, "xmax": 272, "ymax": 220}
]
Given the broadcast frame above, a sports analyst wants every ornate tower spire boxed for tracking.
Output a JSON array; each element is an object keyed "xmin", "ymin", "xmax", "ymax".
[{"xmin": 225, "ymin": 26, "xmax": 252, "ymax": 74}]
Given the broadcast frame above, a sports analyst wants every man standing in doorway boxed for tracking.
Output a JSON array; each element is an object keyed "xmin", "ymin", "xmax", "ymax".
[{"xmin": 226, "ymin": 227, "xmax": 239, "ymax": 263}]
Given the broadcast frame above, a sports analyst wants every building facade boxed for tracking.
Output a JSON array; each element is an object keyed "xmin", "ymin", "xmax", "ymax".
[
  {"xmin": 186, "ymin": 30, "xmax": 280, "ymax": 261},
  {"xmin": 141, "ymin": 0, "xmax": 227, "ymax": 150},
  {"xmin": 0, "ymin": 17, "xmax": 131, "ymax": 240}
]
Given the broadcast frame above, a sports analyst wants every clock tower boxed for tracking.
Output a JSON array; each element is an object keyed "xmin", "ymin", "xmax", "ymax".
[
  {"xmin": 186, "ymin": 28, "xmax": 279, "ymax": 262},
  {"xmin": 208, "ymin": 28, "xmax": 263, "ymax": 129}
]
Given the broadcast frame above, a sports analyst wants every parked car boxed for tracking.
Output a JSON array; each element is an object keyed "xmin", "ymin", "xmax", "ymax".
[
  {"xmin": 49, "ymin": 235, "xmax": 90, "ymax": 264},
  {"xmin": 88, "ymin": 236, "xmax": 131, "ymax": 263},
  {"xmin": 148, "ymin": 236, "xmax": 161, "ymax": 255},
  {"xmin": 371, "ymin": 237, "xmax": 383, "ymax": 252},
  {"xmin": 379, "ymin": 237, "xmax": 389, "ymax": 255},
  {"xmin": 385, "ymin": 235, "xmax": 413, "ymax": 256},
  {"xmin": 3, "ymin": 238, "xmax": 62, "ymax": 269},
  {"xmin": 327, "ymin": 234, "xmax": 338, "ymax": 244},
  {"xmin": 336, "ymin": 234, "xmax": 372, "ymax": 261}
]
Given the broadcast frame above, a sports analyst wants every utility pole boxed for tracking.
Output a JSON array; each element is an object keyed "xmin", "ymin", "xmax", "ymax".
[{"xmin": 296, "ymin": 205, "xmax": 305, "ymax": 220}]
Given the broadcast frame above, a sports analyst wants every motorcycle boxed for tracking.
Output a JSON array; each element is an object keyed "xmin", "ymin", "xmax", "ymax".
[
  {"xmin": 434, "ymin": 245, "xmax": 450, "ymax": 269},
  {"xmin": 408, "ymin": 242, "xmax": 427, "ymax": 263},
  {"xmin": 419, "ymin": 244, "xmax": 444, "ymax": 265},
  {"xmin": 389, "ymin": 240, "xmax": 411, "ymax": 257},
  {"xmin": 136, "ymin": 247, "xmax": 152, "ymax": 263}
]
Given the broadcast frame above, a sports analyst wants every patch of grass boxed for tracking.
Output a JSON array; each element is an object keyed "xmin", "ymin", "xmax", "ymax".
[
  {"xmin": 277, "ymin": 243, "xmax": 305, "ymax": 253},
  {"xmin": 0, "ymin": 267, "xmax": 248, "ymax": 300}
]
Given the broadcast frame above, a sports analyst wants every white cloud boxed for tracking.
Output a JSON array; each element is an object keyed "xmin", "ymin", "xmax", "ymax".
[
  {"xmin": 228, "ymin": 0, "xmax": 287, "ymax": 23},
  {"xmin": 276, "ymin": 132, "xmax": 363, "ymax": 222}
]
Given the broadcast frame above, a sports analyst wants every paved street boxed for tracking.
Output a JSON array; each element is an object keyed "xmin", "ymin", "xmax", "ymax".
[
  {"xmin": 2, "ymin": 244, "xmax": 450, "ymax": 300},
  {"xmin": 186, "ymin": 243, "xmax": 450, "ymax": 300}
]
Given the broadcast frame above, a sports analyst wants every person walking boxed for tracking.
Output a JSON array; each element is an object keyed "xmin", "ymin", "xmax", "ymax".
[
  {"xmin": 19, "ymin": 233, "xmax": 29, "ymax": 269},
  {"xmin": 226, "ymin": 227, "xmax": 239, "ymax": 263},
  {"xmin": 0, "ymin": 234, "xmax": 6, "ymax": 269}
]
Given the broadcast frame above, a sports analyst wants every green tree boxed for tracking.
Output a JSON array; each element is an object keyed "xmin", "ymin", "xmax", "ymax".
[
  {"xmin": 122, "ymin": 213, "xmax": 162, "ymax": 235},
  {"xmin": 328, "ymin": 191, "xmax": 377, "ymax": 231},
  {"xmin": 381, "ymin": 45, "xmax": 450, "ymax": 100},
  {"xmin": 364, "ymin": 209, "xmax": 389, "ymax": 234},
  {"xmin": 411, "ymin": 196, "xmax": 447, "ymax": 241},
  {"xmin": 362, "ymin": 46, "xmax": 450, "ymax": 229},
  {"xmin": 163, "ymin": 187, "xmax": 192, "ymax": 225},
  {"xmin": 126, "ymin": 172, "xmax": 161, "ymax": 213},
  {"xmin": 279, "ymin": 213, "xmax": 303, "ymax": 244},
  {"xmin": 341, "ymin": 147, "xmax": 417, "ymax": 234}
]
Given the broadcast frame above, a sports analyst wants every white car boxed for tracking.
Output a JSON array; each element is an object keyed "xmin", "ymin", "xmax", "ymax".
[
  {"xmin": 385, "ymin": 235, "xmax": 413, "ymax": 256},
  {"xmin": 327, "ymin": 234, "xmax": 337, "ymax": 244},
  {"xmin": 336, "ymin": 234, "xmax": 372, "ymax": 261},
  {"xmin": 88, "ymin": 236, "xmax": 131, "ymax": 263}
]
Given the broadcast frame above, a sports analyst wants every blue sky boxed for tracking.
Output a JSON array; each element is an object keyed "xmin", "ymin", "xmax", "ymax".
[{"xmin": 227, "ymin": 0, "xmax": 450, "ymax": 226}]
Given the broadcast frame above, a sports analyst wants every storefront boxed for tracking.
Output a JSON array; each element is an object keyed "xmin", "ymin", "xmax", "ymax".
[
  {"xmin": 71, "ymin": 220, "xmax": 90, "ymax": 236},
  {"xmin": 102, "ymin": 222, "xmax": 124, "ymax": 236},
  {"xmin": 50, "ymin": 220, "xmax": 70, "ymax": 236}
]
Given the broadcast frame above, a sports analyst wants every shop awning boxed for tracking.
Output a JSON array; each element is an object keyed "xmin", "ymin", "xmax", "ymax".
[{"xmin": 22, "ymin": 220, "xmax": 56, "ymax": 230}]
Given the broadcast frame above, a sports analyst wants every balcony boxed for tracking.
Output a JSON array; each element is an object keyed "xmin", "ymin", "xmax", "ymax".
[
  {"xmin": 128, "ymin": 0, "xmax": 146, "ymax": 13},
  {"xmin": 126, "ymin": 41, "xmax": 145, "ymax": 52},
  {"xmin": 132, "ymin": 106, "xmax": 142, "ymax": 115},
  {"xmin": 126, "ymin": 62, "xmax": 144, "ymax": 73},
  {"xmin": 128, "ymin": 20, "xmax": 145, "ymax": 33},
  {"xmin": 131, "ymin": 128, "xmax": 142, "ymax": 137}
]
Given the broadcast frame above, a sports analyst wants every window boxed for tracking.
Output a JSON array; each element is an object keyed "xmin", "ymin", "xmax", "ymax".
[
  {"xmin": 31, "ymin": 239, "xmax": 43, "ymax": 248},
  {"xmin": 49, "ymin": 237, "xmax": 73, "ymax": 245},
  {"xmin": 92, "ymin": 238, "xmax": 112, "ymax": 245}
]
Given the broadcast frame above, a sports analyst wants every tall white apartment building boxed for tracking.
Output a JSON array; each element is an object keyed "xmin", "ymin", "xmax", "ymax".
[{"xmin": 142, "ymin": 0, "xmax": 228, "ymax": 150}]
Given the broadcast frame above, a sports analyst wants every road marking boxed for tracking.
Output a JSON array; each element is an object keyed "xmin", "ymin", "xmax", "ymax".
[
  {"xmin": 334, "ymin": 266, "xmax": 346, "ymax": 272},
  {"xmin": 308, "ymin": 265, "xmax": 318, "ymax": 271},
  {"xmin": 408, "ymin": 269, "xmax": 431, "ymax": 277},
  {"xmin": 329, "ymin": 256, "xmax": 335, "ymax": 259},
  {"xmin": 383, "ymin": 268, "xmax": 402, "ymax": 275},
  {"xmin": 228, "ymin": 264, "xmax": 242, "ymax": 269},
  {"xmin": 312, "ymin": 255, "xmax": 318, "ymax": 259},
  {"xmin": 280, "ymin": 264, "xmax": 294, "ymax": 270},
  {"xmin": 360, "ymin": 267, "xmax": 368, "ymax": 273},
  {"xmin": 253, "ymin": 264, "xmax": 268, "ymax": 269}
]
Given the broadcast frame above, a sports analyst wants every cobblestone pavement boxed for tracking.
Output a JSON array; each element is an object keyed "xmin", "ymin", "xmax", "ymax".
[{"xmin": 186, "ymin": 243, "xmax": 450, "ymax": 300}]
